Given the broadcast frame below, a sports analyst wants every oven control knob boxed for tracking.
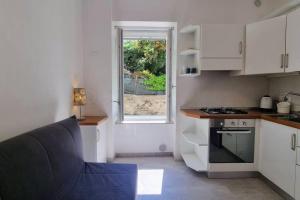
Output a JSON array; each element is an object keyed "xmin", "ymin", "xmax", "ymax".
[
  {"xmin": 231, "ymin": 121, "xmax": 235, "ymax": 126},
  {"xmin": 220, "ymin": 122, "xmax": 224, "ymax": 126}
]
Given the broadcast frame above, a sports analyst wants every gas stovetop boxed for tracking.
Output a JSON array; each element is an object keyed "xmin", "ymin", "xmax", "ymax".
[{"xmin": 200, "ymin": 108, "xmax": 248, "ymax": 115}]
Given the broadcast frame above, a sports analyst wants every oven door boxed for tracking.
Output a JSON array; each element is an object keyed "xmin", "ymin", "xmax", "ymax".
[{"xmin": 209, "ymin": 128, "xmax": 255, "ymax": 163}]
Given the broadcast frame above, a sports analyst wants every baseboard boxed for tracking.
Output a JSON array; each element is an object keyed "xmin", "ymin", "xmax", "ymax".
[
  {"xmin": 115, "ymin": 152, "xmax": 173, "ymax": 158},
  {"xmin": 207, "ymin": 171, "xmax": 259, "ymax": 179},
  {"xmin": 258, "ymin": 173, "xmax": 294, "ymax": 200}
]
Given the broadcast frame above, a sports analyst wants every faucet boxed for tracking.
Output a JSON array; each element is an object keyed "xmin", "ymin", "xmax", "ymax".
[{"xmin": 283, "ymin": 92, "xmax": 300, "ymax": 101}]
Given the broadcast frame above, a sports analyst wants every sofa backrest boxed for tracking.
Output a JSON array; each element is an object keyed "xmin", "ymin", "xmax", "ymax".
[{"xmin": 0, "ymin": 116, "xmax": 84, "ymax": 200}]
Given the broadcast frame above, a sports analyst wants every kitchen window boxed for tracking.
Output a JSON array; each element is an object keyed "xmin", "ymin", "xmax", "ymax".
[{"xmin": 113, "ymin": 22, "xmax": 176, "ymax": 123}]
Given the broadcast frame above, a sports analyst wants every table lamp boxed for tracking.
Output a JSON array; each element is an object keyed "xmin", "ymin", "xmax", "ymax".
[{"xmin": 74, "ymin": 88, "xmax": 87, "ymax": 120}]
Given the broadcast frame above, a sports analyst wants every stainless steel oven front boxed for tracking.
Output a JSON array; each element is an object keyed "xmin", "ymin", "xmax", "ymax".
[{"xmin": 209, "ymin": 119, "xmax": 255, "ymax": 163}]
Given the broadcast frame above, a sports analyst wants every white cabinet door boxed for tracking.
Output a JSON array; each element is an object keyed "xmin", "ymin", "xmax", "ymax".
[
  {"xmin": 296, "ymin": 165, "xmax": 300, "ymax": 200},
  {"xmin": 97, "ymin": 122, "xmax": 107, "ymax": 163},
  {"xmin": 80, "ymin": 123, "xmax": 107, "ymax": 163},
  {"xmin": 80, "ymin": 126, "xmax": 98, "ymax": 162},
  {"xmin": 201, "ymin": 24, "xmax": 244, "ymax": 58},
  {"xmin": 259, "ymin": 120, "xmax": 297, "ymax": 197},
  {"xmin": 286, "ymin": 8, "xmax": 300, "ymax": 73},
  {"xmin": 200, "ymin": 24, "xmax": 244, "ymax": 71},
  {"xmin": 245, "ymin": 15, "xmax": 286, "ymax": 75}
]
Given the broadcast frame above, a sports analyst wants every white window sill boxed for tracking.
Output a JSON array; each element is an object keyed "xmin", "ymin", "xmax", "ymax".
[{"xmin": 116, "ymin": 115, "xmax": 174, "ymax": 124}]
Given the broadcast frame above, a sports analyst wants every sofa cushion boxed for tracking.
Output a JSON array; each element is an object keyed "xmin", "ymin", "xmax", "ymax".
[
  {"xmin": 28, "ymin": 117, "xmax": 84, "ymax": 199},
  {"xmin": 0, "ymin": 134, "xmax": 57, "ymax": 200},
  {"xmin": 64, "ymin": 163, "xmax": 137, "ymax": 200},
  {"xmin": 0, "ymin": 116, "xmax": 84, "ymax": 200}
]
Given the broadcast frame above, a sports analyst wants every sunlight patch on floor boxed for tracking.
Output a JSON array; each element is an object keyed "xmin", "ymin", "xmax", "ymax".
[{"xmin": 137, "ymin": 169, "xmax": 164, "ymax": 195}]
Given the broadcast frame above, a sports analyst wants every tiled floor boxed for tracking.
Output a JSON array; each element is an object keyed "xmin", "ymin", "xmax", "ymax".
[{"xmin": 114, "ymin": 157, "xmax": 283, "ymax": 200}]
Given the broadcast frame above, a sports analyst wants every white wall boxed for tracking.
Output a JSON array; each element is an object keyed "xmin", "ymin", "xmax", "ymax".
[
  {"xmin": 0, "ymin": 0, "xmax": 83, "ymax": 141},
  {"xmin": 110, "ymin": 0, "xmax": 288, "ymax": 158},
  {"xmin": 82, "ymin": 0, "xmax": 114, "ymax": 159},
  {"xmin": 269, "ymin": 76, "xmax": 300, "ymax": 108}
]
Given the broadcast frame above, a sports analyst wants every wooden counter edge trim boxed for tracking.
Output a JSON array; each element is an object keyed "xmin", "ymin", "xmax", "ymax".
[
  {"xmin": 180, "ymin": 109, "xmax": 261, "ymax": 119},
  {"xmin": 261, "ymin": 115, "xmax": 300, "ymax": 129},
  {"xmin": 79, "ymin": 116, "xmax": 108, "ymax": 126},
  {"xmin": 181, "ymin": 109, "xmax": 300, "ymax": 129}
]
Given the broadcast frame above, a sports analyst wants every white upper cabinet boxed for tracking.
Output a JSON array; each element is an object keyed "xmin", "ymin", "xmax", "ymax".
[
  {"xmin": 286, "ymin": 8, "xmax": 300, "ymax": 73},
  {"xmin": 245, "ymin": 15, "xmax": 286, "ymax": 75},
  {"xmin": 201, "ymin": 24, "xmax": 244, "ymax": 58},
  {"xmin": 259, "ymin": 120, "xmax": 297, "ymax": 197},
  {"xmin": 200, "ymin": 24, "xmax": 245, "ymax": 71}
]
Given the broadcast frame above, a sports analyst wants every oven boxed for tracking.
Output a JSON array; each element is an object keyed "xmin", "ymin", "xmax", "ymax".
[{"xmin": 209, "ymin": 119, "xmax": 255, "ymax": 163}]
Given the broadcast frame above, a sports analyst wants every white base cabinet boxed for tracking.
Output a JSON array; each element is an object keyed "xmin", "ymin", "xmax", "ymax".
[
  {"xmin": 80, "ymin": 121, "xmax": 107, "ymax": 163},
  {"xmin": 296, "ymin": 166, "xmax": 300, "ymax": 200},
  {"xmin": 259, "ymin": 120, "xmax": 297, "ymax": 197},
  {"xmin": 297, "ymin": 130, "xmax": 300, "ymax": 200},
  {"xmin": 180, "ymin": 114, "xmax": 209, "ymax": 171}
]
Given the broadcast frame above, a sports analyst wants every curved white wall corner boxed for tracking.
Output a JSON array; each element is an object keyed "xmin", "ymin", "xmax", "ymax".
[{"xmin": 0, "ymin": 0, "xmax": 83, "ymax": 141}]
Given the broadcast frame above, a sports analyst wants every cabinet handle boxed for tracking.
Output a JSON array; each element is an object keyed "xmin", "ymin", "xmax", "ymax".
[
  {"xmin": 239, "ymin": 41, "xmax": 243, "ymax": 55},
  {"xmin": 291, "ymin": 134, "xmax": 296, "ymax": 151},
  {"xmin": 285, "ymin": 54, "xmax": 289, "ymax": 68},
  {"xmin": 281, "ymin": 54, "xmax": 285, "ymax": 68}
]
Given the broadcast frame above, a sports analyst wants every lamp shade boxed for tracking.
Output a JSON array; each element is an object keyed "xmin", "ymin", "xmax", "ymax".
[{"xmin": 74, "ymin": 88, "xmax": 87, "ymax": 106}]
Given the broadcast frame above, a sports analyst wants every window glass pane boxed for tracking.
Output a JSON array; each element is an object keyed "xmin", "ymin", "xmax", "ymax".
[{"xmin": 123, "ymin": 39, "xmax": 167, "ymax": 120}]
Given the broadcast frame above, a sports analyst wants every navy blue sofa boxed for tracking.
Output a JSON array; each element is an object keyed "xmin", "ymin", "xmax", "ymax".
[{"xmin": 0, "ymin": 116, "xmax": 137, "ymax": 200}]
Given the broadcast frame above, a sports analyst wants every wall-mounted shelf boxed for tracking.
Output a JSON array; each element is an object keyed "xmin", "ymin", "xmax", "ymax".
[
  {"xmin": 179, "ymin": 24, "xmax": 245, "ymax": 74},
  {"xmin": 179, "ymin": 116, "xmax": 209, "ymax": 172},
  {"xmin": 182, "ymin": 131, "xmax": 208, "ymax": 146},
  {"xmin": 180, "ymin": 25, "xmax": 200, "ymax": 34},
  {"xmin": 180, "ymin": 49, "xmax": 200, "ymax": 56},
  {"xmin": 179, "ymin": 25, "xmax": 201, "ymax": 77},
  {"xmin": 182, "ymin": 153, "xmax": 207, "ymax": 171},
  {"xmin": 179, "ymin": 73, "xmax": 201, "ymax": 77}
]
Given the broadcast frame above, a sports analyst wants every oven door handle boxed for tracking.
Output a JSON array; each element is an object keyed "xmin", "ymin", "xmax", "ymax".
[{"xmin": 217, "ymin": 130, "xmax": 251, "ymax": 134}]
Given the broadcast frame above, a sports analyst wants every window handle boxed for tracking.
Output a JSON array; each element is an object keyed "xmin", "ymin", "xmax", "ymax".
[
  {"xmin": 286, "ymin": 54, "xmax": 289, "ymax": 68},
  {"xmin": 239, "ymin": 41, "xmax": 243, "ymax": 55}
]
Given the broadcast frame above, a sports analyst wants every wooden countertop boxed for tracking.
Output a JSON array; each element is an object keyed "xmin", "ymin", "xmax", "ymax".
[
  {"xmin": 79, "ymin": 116, "xmax": 107, "ymax": 126},
  {"xmin": 181, "ymin": 109, "xmax": 300, "ymax": 129},
  {"xmin": 181, "ymin": 109, "xmax": 262, "ymax": 119},
  {"xmin": 261, "ymin": 115, "xmax": 300, "ymax": 129}
]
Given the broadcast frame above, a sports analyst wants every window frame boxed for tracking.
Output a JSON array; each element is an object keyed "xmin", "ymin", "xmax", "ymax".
[{"xmin": 115, "ymin": 26, "xmax": 175, "ymax": 124}]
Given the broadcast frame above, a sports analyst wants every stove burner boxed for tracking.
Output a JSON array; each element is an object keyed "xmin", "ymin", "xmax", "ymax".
[{"xmin": 200, "ymin": 108, "xmax": 248, "ymax": 115}]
